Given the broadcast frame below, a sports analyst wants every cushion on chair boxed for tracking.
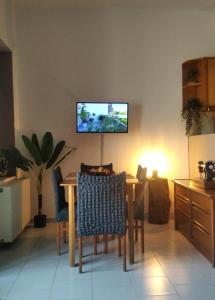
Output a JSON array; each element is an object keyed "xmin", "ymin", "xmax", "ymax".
[
  {"xmin": 77, "ymin": 172, "xmax": 126, "ymax": 236},
  {"xmin": 53, "ymin": 167, "xmax": 77, "ymax": 223},
  {"xmin": 56, "ymin": 203, "xmax": 77, "ymax": 222},
  {"xmin": 56, "ymin": 206, "xmax": 69, "ymax": 222},
  {"xmin": 80, "ymin": 163, "xmax": 114, "ymax": 176}
]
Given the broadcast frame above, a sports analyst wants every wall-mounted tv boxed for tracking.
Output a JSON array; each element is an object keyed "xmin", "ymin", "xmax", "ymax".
[{"xmin": 76, "ymin": 102, "xmax": 128, "ymax": 133}]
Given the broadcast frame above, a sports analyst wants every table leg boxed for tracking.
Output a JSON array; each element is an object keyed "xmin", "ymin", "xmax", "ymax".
[
  {"xmin": 69, "ymin": 185, "xmax": 75, "ymax": 267},
  {"xmin": 127, "ymin": 183, "xmax": 134, "ymax": 264}
]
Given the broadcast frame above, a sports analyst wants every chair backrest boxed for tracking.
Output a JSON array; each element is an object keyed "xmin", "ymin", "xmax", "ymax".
[
  {"xmin": 136, "ymin": 165, "xmax": 147, "ymax": 182},
  {"xmin": 77, "ymin": 172, "xmax": 126, "ymax": 236},
  {"xmin": 52, "ymin": 167, "xmax": 67, "ymax": 218},
  {"xmin": 135, "ymin": 165, "xmax": 147, "ymax": 220},
  {"xmin": 80, "ymin": 163, "xmax": 113, "ymax": 175}
]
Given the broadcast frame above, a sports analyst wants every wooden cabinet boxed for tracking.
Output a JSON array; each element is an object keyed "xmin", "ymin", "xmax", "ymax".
[
  {"xmin": 182, "ymin": 57, "xmax": 215, "ymax": 110},
  {"xmin": 174, "ymin": 180, "xmax": 215, "ymax": 266},
  {"xmin": 175, "ymin": 185, "xmax": 191, "ymax": 238}
]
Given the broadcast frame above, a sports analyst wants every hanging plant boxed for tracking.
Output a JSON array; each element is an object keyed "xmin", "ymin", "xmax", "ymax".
[
  {"xmin": 181, "ymin": 98, "xmax": 203, "ymax": 135},
  {"xmin": 186, "ymin": 67, "xmax": 199, "ymax": 83}
]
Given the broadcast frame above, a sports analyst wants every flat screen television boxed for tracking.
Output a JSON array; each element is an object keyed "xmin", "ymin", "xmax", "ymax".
[{"xmin": 76, "ymin": 102, "xmax": 128, "ymax": 133}]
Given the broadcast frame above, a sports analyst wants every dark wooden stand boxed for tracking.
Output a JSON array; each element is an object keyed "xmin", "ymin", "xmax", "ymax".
[{"xmin": 148, "ymin": 178, "xmax": 171, "ymax": 224}]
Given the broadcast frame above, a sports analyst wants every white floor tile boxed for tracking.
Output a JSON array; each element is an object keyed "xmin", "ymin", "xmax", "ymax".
[
  {"xmin": 92, "ymin": 270, "xmax": 130, "ymax": 287},
  {"xmin": 0, "ymin": 278, "xmax": 15, "ymax": 300},
  {"xmin": 131, "ymin": 277, "xmax": 176, "ymax": 297},
  {"xmin": 1, "ymin": 221, "xmax": 215, "ymax": 300},
  {"xmin": 164, "ymin": 266, "xmax": 208, "ymax": 285},
  {"xmin": 93, "ymin": 286, "xmax": 137, "ymax": 300},
  {"xmin": 128, "ymin": 262, "xmax": 166, "ymax": 278},
  {"xmin": 174, "ymin": 283, "xmax": 215, "ymax": 300},
  {"xmin": 6, "ymin": 289, "xmax": 50, "ymax": 300},
  {"xmin": 11, "ymin": 277, "xmax": 53, "ymax": 292},
  {"xmin": 142, "ymin": 296, "xmax": 181, "ymax": 300},
  {"xmin": 50, "ymin": 278, "xmax": 92, "ymax": 299}
]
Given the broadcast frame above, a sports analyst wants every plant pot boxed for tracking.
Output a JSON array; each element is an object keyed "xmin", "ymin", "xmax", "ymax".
[{"xmin": 34, "ymin": 214, "xmax": 46, "ymax": 228}]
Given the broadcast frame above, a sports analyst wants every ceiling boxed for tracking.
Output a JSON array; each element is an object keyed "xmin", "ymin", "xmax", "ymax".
[{"xmin": 14, "ymin": 0, "xmax": 215, "ymax": 11}]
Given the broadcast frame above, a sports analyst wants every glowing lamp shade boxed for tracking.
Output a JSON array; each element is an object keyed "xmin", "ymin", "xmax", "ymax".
[{"xmin": 138, "ymin": 150, "xmax": 168, "ymax": 177}]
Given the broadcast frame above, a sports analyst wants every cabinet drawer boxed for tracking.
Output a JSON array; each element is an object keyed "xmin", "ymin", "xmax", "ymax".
[
  {"xmin": 192, "ymin": 222, "xmax": 212, "ymax": 260},
  {"xmin": 175, "ymin": 185, "xmax": 190, "ymax": 200},
  {"xmin": 191, "ymin": 191, "xmax": 211, "ymax": 214},
  {"xmin": 175, "ymin": 210, "xmax": 190, "ymax": 238},
  {"xmin": 192, "ymin": 205, "xmax": 211, "ymax": 234},
  {"xmin": 175, "ymin": 195, "xmax": 190, "ymax": 217}
]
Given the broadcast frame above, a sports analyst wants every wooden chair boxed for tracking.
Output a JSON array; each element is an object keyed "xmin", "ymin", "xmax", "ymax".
[
  {"xmin": 133, "ymin": 165, "xmax": 147, "ymax": 253},
  {"xmin": 52, "ymin": 166, "xmax": 70, "ymax": 255},
  {"xmin": 125, "ymin": 165, "xmax": 146, "ymax": 253},
  {"xmin": 77, "ymin": 172, "xmax": 127, "ymax": 273}
]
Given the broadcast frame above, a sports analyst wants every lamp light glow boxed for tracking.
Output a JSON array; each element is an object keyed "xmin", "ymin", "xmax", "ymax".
[{"xmin": 138, "ymin": 150, "xmax": 169, "ymax": 177}]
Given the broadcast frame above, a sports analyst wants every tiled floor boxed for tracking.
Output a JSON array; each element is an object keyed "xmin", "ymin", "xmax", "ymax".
[{"xmin": 1, "ymin": 221, "xmax": 215, "ymax": 300}]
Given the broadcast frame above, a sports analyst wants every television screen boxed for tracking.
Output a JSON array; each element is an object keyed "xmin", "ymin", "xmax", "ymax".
[{"xmin": 76, "ymin": 102, "xmax": 128, "ymax": 133}]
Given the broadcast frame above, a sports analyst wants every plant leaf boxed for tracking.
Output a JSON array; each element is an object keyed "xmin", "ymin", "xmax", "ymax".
[
  {"xmin": 10, "ymin": 146, "xmax": 33, "ymax": 168},
  {"xmin": 41, "ymin": 132, "xmax": 54, "ymax": 163},
  {"xmin": 46, "ymin": 140, "xmax": 65, "ymax": 169},
  {"xmin": 54, "ymin": 148, "xmax": 72, "ymax": 167},
  {"xmin": 22, "ymin": 135, "xmax": 42, "ymax": 166},
  {"xmin": 32, "ymin": 134, "xmax": 41, "ymax": 155},
  {"xmin": 1, "ymin": 148, "xmax": 30, "ymax": 171}
]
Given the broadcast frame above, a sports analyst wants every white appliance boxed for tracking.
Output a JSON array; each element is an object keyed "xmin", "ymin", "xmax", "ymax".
[{"xmin": 0, "ymin": 177, "xmax": 30, "ymax": 242}]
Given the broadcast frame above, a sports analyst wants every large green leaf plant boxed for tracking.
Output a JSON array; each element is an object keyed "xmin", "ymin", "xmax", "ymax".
[{"xmin": 1, "ymin": 132, "xmax": 72, "ymax": 216}]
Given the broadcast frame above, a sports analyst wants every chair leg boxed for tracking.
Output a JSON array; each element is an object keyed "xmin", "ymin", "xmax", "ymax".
[
  {"xmin": 104, "ymin": 235, "xmax": 108, "ymax": 254},
  {"xmin": 56, "ymin": 222, "xmax": 60, "ymax": 256},
  {"xmin": 141, "ymin": 220, "xmax": 144, "ymax": 253},
  {"xmin": 78, "ymin": 237, "xmax": 83, "ymax": 273},
  {"xmin": 93, "ymin": 236, "xmax": 97, "ymax": 255},
  {"xmin": 135, "ymin": 220, "xmax": 138, "ymax": 242},
  {"xmin": 63, "ymin": 221, "xmax": 67, "ymax": 243},
  {"xmin": 118, "ymin": 235, "xmax": 122, "ymax": 256},
  {"xmin": 123, "ymin": 234, "xmax": 126, "ymax": 272}
]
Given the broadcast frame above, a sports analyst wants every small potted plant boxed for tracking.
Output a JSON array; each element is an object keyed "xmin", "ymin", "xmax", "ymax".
[{"xmin": 182, "ymin": 98, "xmax": 203, "ymax": 135}]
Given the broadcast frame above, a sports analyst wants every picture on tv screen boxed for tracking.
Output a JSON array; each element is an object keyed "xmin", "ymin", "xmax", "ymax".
[{"xmin": 76, "ymin": 102, "xmax": 128, "ymax": 133}]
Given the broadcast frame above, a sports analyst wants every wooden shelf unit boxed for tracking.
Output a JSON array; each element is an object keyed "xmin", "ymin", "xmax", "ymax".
[{"xmin": 182, "ymin": 57, "xmax": 215, "ymax": 110}]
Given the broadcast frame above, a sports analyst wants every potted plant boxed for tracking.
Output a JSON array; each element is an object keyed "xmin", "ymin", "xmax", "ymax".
[
  {"xmin": 1, "ymin": 132, "xmax": 74, "ymax": 228},
  {"xmin": 186, "ymin": 67, "xmax": 199, "ymax": 83},
  {"xmin": 181, "ymin": 98, "xmax": 203, "ymax": 135}
]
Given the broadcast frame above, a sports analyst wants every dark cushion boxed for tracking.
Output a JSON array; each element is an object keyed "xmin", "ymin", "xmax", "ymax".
[
  {"xmin": 80, "ymin": 163, "xmax": 114, "ymax": 176},
  {"xmin": 52, "ymin": 167, "xmax": 67, "ymax": 213},
  {"xmin": 56, "ymin": 206, "xmax": 69, "ymax": 222},
  {"xmin": 56, "ymin": 203, "xmax": 77, "ymax": 222}
]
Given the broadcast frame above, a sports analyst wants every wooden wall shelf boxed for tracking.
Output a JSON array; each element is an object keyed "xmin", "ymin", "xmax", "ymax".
[{"xmin": 182, "ymin": 57, "xmax": 215, "ymax": 110}]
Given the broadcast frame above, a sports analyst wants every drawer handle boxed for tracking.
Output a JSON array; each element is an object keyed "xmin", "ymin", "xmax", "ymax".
[
  {"xmin": 176, "ymin": 194, "xmax": 189, "ymax": 204},
  {"xmin": 193, "ymin": 221, "xmax": 210, "ymax": 235},
  {"xmin": 176, "ymin": 208, "xmax": 189, "ymax": 218},
  {"xmin": 192, "ymin": 202, "xmax": 210, "ymax": 215}
]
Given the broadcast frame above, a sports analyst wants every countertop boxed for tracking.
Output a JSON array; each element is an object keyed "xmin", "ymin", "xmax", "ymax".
[{"xmin": 173, "ymin": 179, "xmax": 215, "ymax": 199}]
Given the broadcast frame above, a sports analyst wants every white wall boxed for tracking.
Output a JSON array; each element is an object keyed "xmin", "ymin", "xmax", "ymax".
[
  {"xmin": 189, "ymin": 133, "xmax": 215, "ymax": 178},
  {"xmin": 14, "ymin": 6, "xmax": 215, "ymax": 217},
  {"xmin": 0, "ymin": 0, "xmax": 14, "ymax": 48}
]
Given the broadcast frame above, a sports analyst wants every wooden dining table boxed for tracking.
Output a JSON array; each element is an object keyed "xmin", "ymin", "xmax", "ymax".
[{"xmin": 61, "ymin": 172, "xmax": 139, "ymax": 267}]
